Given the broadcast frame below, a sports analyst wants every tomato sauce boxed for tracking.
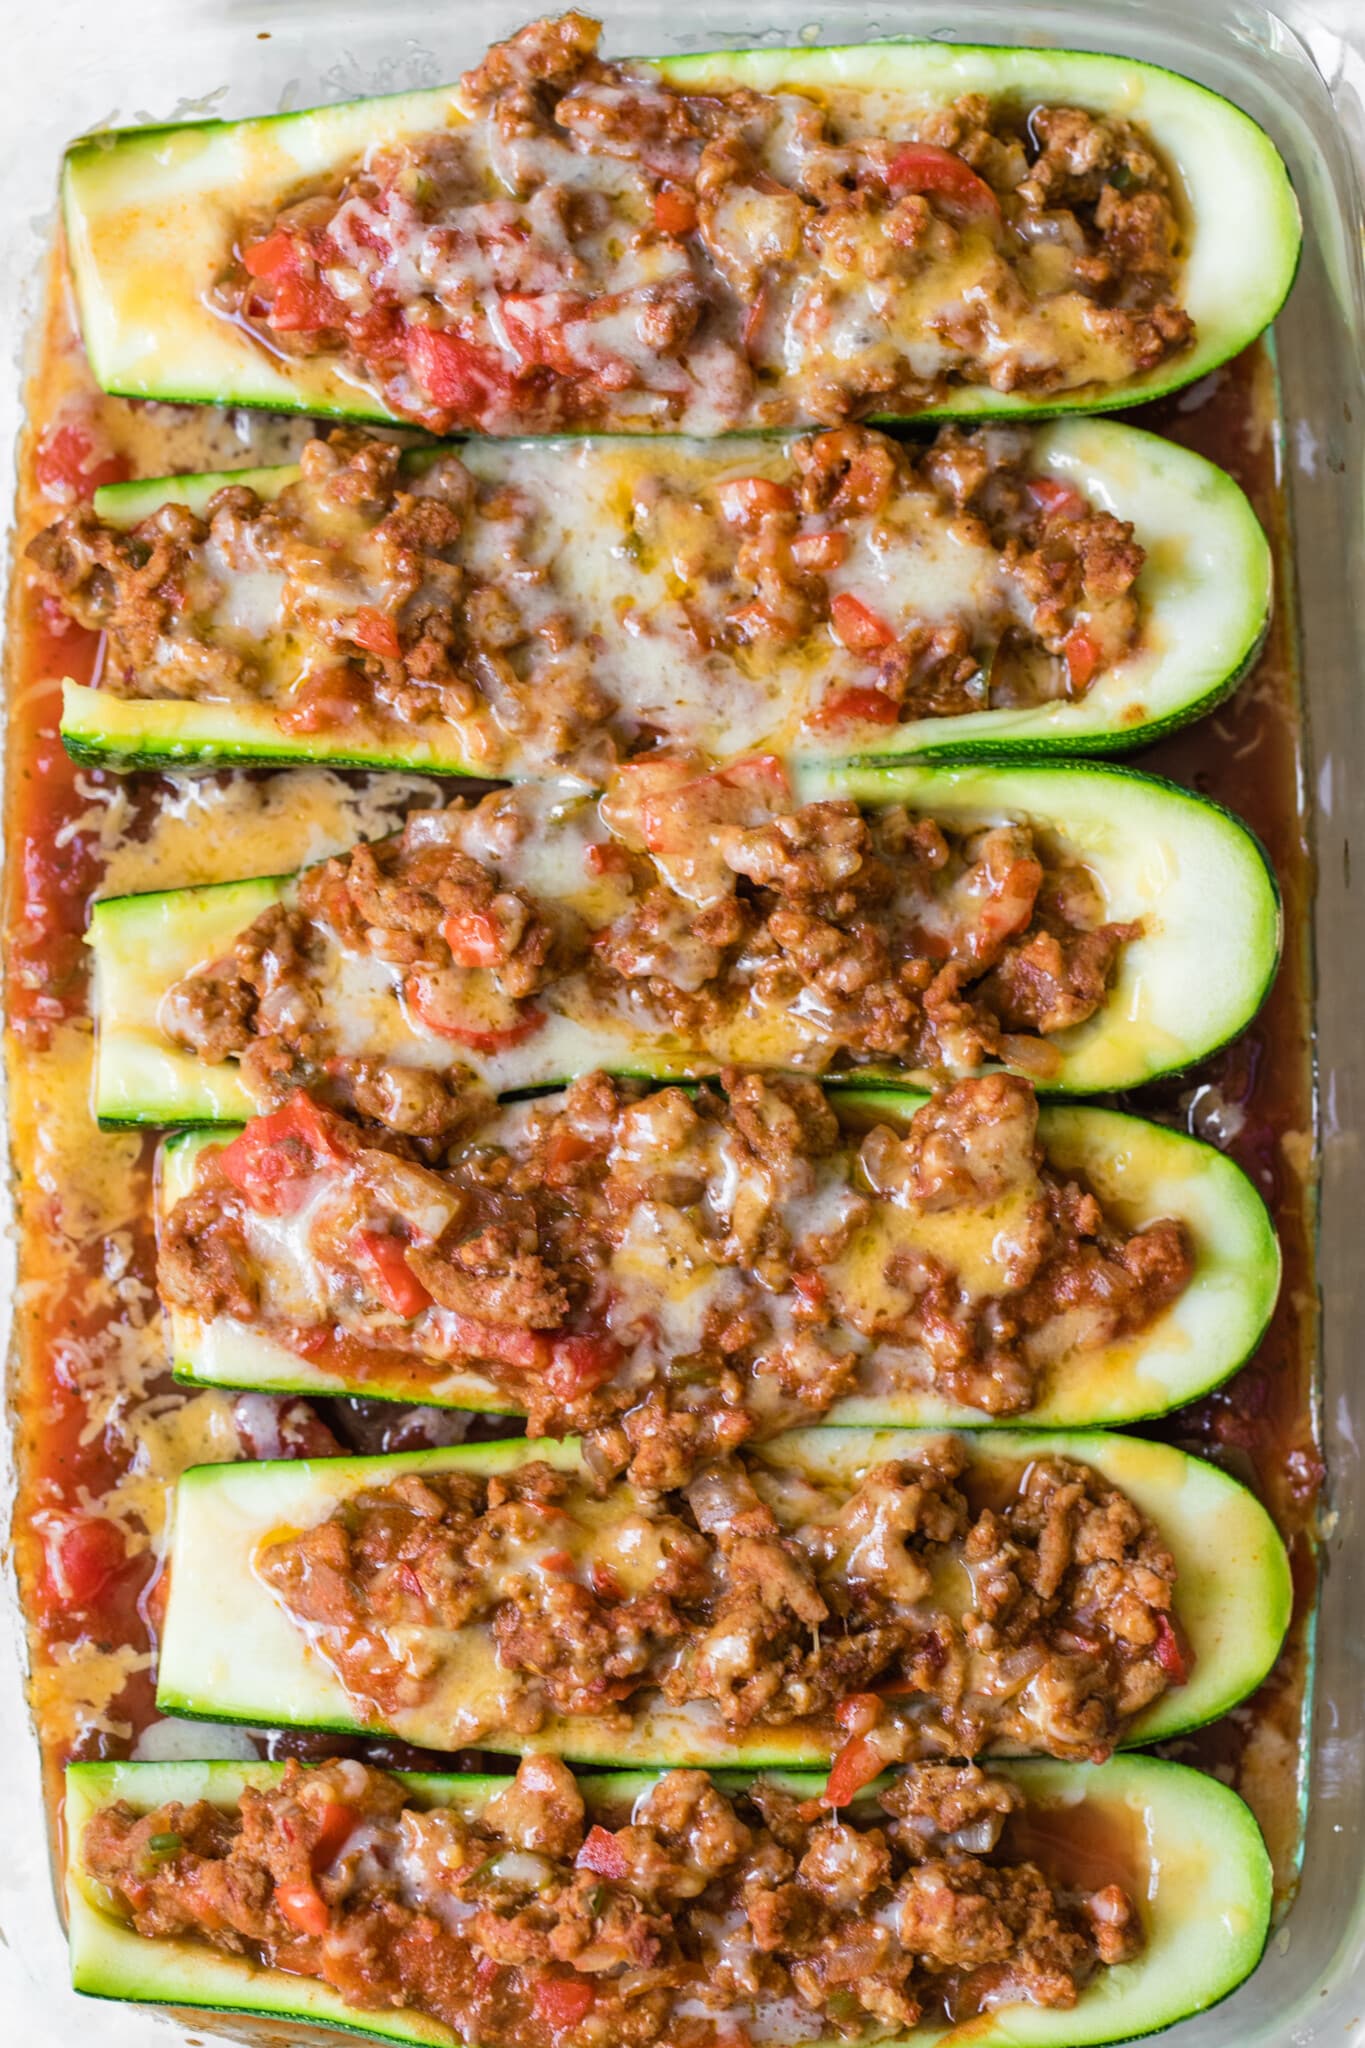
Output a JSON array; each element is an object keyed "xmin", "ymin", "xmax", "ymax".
[
  {"xmin": 3, "ymin": 244, "xmax": 1320, "ymax": 1907},
  {"xmin": 1112, "ymin": 349, "xmax": 1320, "ymax": 1884}
]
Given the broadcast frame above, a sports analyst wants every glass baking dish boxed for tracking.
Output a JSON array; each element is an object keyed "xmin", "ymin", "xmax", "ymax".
[{"xmin": 0, "ymin": 0, "xmax": 1361, "ymax": 2043}]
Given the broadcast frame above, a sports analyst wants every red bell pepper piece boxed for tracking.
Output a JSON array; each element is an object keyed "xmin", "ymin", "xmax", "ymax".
[
  {"xmin": 887, "ymin": 144, "xmax": 1001, "ymax": 219},
  {"xmin": 352, "ymin": 608, "xmax": 401, "ymax": 662},
  {"xmin": 216, "ymin": 1094, "xmax": 348, "ymax": 1215},
  {"xmin": 1063, "ymin": 624, "xmax": 1101, "ymax": 691},
  {"xmin": 533, "ymin": 1976, "xmax": 596, "ymax": 2031},
  {"xmin": 653, "ymin": 186, "xmax": 698, "ymax": 236},
  {"xmin": 441, "ymin": 908, "xmax": 505, "ymax": 969},
  {"xmin": 808, "ymin": 684, "xmax": 901, "ymax": 730},
  {"xmin": 352, "ymin": 1230, "xmax": 433, "ymax": 1320},
  {"xmin": 275, "ymin": 1879, "xmax": 330, "ymax": 1937},
  {"xmin": 576, "ymin": 1825, "xmax": 628, "ymax": 1881},
  {"xmin": 830, "ymin": 591, "xmax": 897, "ymax": 657}
]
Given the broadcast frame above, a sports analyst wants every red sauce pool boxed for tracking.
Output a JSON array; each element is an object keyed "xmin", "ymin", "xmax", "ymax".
[{"xmin": 4, "ymin": 266, "xmax": 1320, "ymax": 1897}]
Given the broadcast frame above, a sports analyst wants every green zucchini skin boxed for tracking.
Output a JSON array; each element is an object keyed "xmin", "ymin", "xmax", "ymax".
[
  {"xmin": 88, "ymin": 759, "xmax": 1283, "ymax": 1123},
  {"xmin": 61, "ymin": 41, "xmax": 1300, "ymax": 431},
  {"xmin": 153, "ymin": 1428, "xmax": 1292, "ymax": 1763},
  {"xmin": 157, "ymin": 1090, "xmax": 1280, "ymax": 1432},
  {"xmin": 58, "ymin": 419, "xmax": 1273, "ymax": 772},
  {"xmin": 65, "ymin": 1753, "xmax": 1273, "ymax": 2048}
]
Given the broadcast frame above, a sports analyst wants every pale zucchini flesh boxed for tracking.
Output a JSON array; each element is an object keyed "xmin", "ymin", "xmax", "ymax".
[
  {"xmin": 154, "ymin": 1428, "xmax": 1292, "ymax": 1764},
  {"xmin": 65, "ymin": 1753, "xmax": 1274, "ymax": 2048},
  {"xmin": 58, "ymin": 421, "xmax": 1272, "ymax": 772},
  {"xmin": 61, "ymin": 41, "xmax": 1300, "ymax": 429},
  {"xmin": 157, "ymin": 1090, "xmax": 1280, "ymax": 1432},
  {"xmin": 89, "ymin": 759, "xmax": 1283, "ymax": 1124}
]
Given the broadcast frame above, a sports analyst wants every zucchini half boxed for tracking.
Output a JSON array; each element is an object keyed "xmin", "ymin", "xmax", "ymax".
[
  {"xmin": 66, "ymin": 1754, "xmax": 1273, "ymax": 2048},
  {"xmin": 61, "ymin": 40, "xmax": 1299, "ymax": 428},
  {"xmin": 155, "ymin": 1428, "xmax": 1291, "ymax": 1763},
  {"xmin": 88, "ymin": 759, "xmax": 1282, "ymax": 1124},
  {"xmin": 157, "ymin": 1090, "xmax": 1280, "ymax": 1432},
  {"xmin": 58, "ymin": 420, "xmax": 1272, "ymax": 773}
]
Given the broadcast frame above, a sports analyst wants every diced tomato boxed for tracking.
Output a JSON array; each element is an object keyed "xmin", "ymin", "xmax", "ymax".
[
  {"xmin": 352, "ymin": 1230, "xmax": 433, "ymax": 1320},
  {"xmin": 406, "ymin": 973, "xmax": 547, "ymax": 1054},
  {"xmin": 791, "ymin": 1269, "xmax": 828, "ymax": 1316},
  {"xmin": 216, "ymin": 1094, "xmax": 348, "ymax": 1215},
  {"xmin": 653, "ymin": 185, "xmax": 698, "ymax": 236},
  {"xmin": 1026, "ymin": 476, "xmax": 1086, "ymax": 522},
  {"xmin": 396, "ymin": 1562, "xmax": 426, "ymax": 1602},
  {"xmin": 43, "ymin": 1513, "xmax": 126, "ymax": 1610},
  {"xmin": 501, "ymin": 294, "xmax": 593, "ymax": 379},
  {"xmin": 830, "ymin": 591, "xmax": 897, "ymax": 657},
  {"xmin": 275, "ymin": 1880, "xmax": 330, "ymax": 1938},
  {"xmin": 716, "ymin": 476, "xmax": 796, "ymax": 524},
  {"xmin": 1063, "ymin": 625, "xmax": 1101, "ymax": 691},
  {"xmin": 533, "ymin": 1975, "xmax": 596, "ymax": 2031},
  {"xmin": 476, "ymin": 1952, "xmax": 501, "ymax": 1987},
  {"xmin": 278, "ymin": 669, "xmax": 367, "ymax": 734},
  {"xmin": 545, "ymin": 1128, "xmax": 597, "ymax": 1178},
  {"xmin": 1153, "ymin": 1612, "xmax": 1190, "ymax": 1685},
  {"xmin": 792, "ymin": 528, "xmax": 850, "ymax": 572},
  {"xmin": 541, "ymin": 1548, "xmax": 575, "ymax": 1574},
  {"xmin": 835, "ymin": 1692, "xmax": 883, "ymax": 1737},
  {"xmin": 446, "ymin": 1313, "xmax": 549, "ymax": 1373},
  {"xmin": 547, "ymin": 1333, "xmax": 622, "ymax": 1401},
  {"xmin": 590, "ymin": 1560, "xmax": 623, "ymax": 1601},
  {"xmin": 440, "ymin": 1008, "xmax": 547, "ymax": 1055},
  {"xmin": 352, "ymin": 607, "xmax": 401, "ymax": 662},
  {"xmin": 441, "ymin": 908, "xmax": 504, "ymax": 970},
  {"xmin": 311, "ymin": 1801, "xmax": 358, "ymax": 1872},
  {"xmin": 576, "ymin": 1824, "xmax": 628, "ymax": 1881},
  {"xmin": 584, "ymin": 840, "xmax": 632, "ymax": 879},
  {"xmin": 808, "ymin": 684, "xmax": 901, "ymax": 730},
  {"xmin": 887, "ymin": 143, "xmax": 1001, "ymax": 220},
  {"xmin": 242, "ymin": 229, "xmax": 301, "ymax": 281},
  {"xmin": 821, "ymin": 1730, "xmax": 884, "ymax": 1809},
  {"xmin": 270, "ymin": 270, "xmax": 345, "ymax": 334},
  {"xmin": 406, "ymin": 323, "xmax": 512, "ymax": 419},
  {"xmin": 34, "ymin": 423, "xmax": 130, "ymax": 502}
]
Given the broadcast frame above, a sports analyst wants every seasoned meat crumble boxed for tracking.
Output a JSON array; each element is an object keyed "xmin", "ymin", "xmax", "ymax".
[
  {"xmin": 158, "ymin": 1072, "xmax": 1194, "ymax": 1476},
  {"xmin": 27, "ymin": 421, "xmax": 1146, "ymax": 770},
  {"xmin": 252, "ymin": 1444, "xmax": 1185, "ymax": 1763},
  {"xmin": 212, "ymin": 12, "xmax": 1193, "ymax": 434},
  {"xmin": 82, "ymin": 1757, "xmax": 1142, "ymax": 2046},
  {"xmin": 151, "ymin": 774, "xmax": 1140, "ymax": 1100}
]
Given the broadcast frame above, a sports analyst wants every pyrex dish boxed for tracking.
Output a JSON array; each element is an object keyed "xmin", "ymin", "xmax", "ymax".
[{"xmin": 1, "ymin": 7, "xmax": 1361, "ymax": 2048}]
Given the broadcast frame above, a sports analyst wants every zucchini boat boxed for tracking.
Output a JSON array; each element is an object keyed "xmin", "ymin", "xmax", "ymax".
[
  {"xmin": 53, "ymin": 420, "xmax": 1272, "ymax": 774},
  {"xmin": 156, "ymin": 1089, "xmax": 1280, "ymax": 1433},
  {"xmin": 155, "ymin": 1428, "xmax": 1292, "ymax": 1764},
  {"xmin": 61, "ymin": 29, "xmax": 1300, "ymax": 433},
  {"xmin": 66, "ymin": 1754, "xmax": 1274, "ymax": 2048},
  {"xmin": 88, "ymin": 759, "xmax": 1282, "ymax": 1123}
]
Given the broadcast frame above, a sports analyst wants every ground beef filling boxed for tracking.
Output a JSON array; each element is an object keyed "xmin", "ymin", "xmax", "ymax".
[
  {"xmin": 26, "ymin": 423, "xmax": 1144, "ymax": 750},
  {"xmin": 157, "ymin": 1072, "xmax": 1194, "ymax": 1476},
  {"xmin": 213, "ymin": 13, "xmax": 1193, "ymax": 434},
  {"xmin": 153, "ymin": 778, "xmax": 1139, "ymax": 1104},
  {"xmin": 253, "ymin": 1443, "xmax": 1185, "ymax": 1760},
  {"xmin": 82, "ymin": 1757, "xmax": 1142, "ymax": 2045}
]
